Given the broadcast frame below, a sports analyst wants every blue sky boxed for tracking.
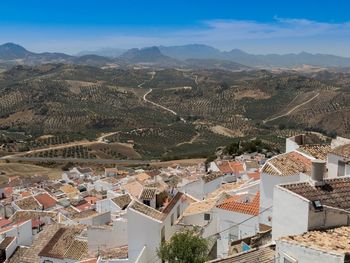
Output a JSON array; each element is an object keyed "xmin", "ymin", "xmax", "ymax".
[{"xmin": 1, "ymin": 0, "xmax": 350, "ymax": 56}]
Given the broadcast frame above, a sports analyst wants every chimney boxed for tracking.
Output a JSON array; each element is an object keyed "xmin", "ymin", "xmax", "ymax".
[{"xmin": 310, "ymin": 159, "xmax": 326, "ymax": 186}]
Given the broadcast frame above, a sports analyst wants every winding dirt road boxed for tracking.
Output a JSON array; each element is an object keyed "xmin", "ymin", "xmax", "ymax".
[{"xmin": 264, "ymin": 92, "xmax": 320, "ymax": 123}]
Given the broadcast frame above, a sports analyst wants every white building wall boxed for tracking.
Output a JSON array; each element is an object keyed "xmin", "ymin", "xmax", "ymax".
[
  {"xmin": 215, "ymin": 207, "xmax": 259, "ymax": 258},
  {"xmin": 272, "ymin": 187, "xmax": 309, "ymax": 240},
  {"xmin": 127, "ymin": 209, "xmax": 162, "ymax": 263},
  {"xmin": 77, "ymin": 212, "xmax": 111, "ymax": 226},
  {"xmin": 96, "ymin": 199, "xmax": 121, "ymax": 213},
  {"xmin": 88, "ymin": 218, "xmax": 128, "ymax": 251},
  {"xmin": 327, "ymin": 153, "xmax": 350, "ymax": 178},
  {"xmin": 260, "ymin": 173, "xmax": 302, "ymax": 226},
  {"xmin": 286, "ymin": 137, "xmax": 300, "ymax": 153},
  {"xmin": 4, "ymin": 220, "xmax": 33, "ymax": 246},
  {"xmin": 5, "ymin": 237, "xmax": 17, "ymax": 259},
  {"xmin": 180, "ymin": 180, "xmax": 203, "ymax": 200},
  {"xmin": 276, "ymin": 240, "xmax": 344, "ymax": 263},
  {"xmin": 308, "ymin": 206, "xmax": 350, "ymax": 230},
  {"xmin": 203, "ymin": 177, "xmax": 223, "ymax": 197}
]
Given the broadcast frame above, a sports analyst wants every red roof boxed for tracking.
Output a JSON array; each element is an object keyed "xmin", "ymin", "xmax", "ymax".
[
  {"xmin": 75, "ymin": 202, "xmax": 93, "ymax": 212},
  {"xmin": 4, "ymin": 187, "xmax": 12, "ymax": 197},
  {"xmin": 218, "ymin": 161, "xmax": 244, "ymax": 174},
  {"xmin": 21, "ymin": 191, "xmax": 32, "ymax": 197},
  {"xmin": 34, "ymin": 193, "xmax": 57, "ymax": 209},
  {"xmin": 84, "ymin": 196, "xmax": 98, "ymax": 204},
  {"xmin": 247, "ymin": 171, "xmax": 260, "ymax": 181},
  {"xmin": 0, "ymin": 219, "xmax": 12, "ymax": 228},
  {"xmin": 217, "ymin": 192, "xmax": 260, "ymax": 216}
]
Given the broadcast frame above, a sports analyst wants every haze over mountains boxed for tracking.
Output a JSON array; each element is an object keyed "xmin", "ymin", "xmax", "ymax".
[{"xmin": 2, "ymin": 42, "xmax": 350, "ymax": 68}]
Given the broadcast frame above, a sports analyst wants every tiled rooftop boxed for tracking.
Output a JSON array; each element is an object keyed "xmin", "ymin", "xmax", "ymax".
[
  {"xmin": 206, "ymin": 182, "xmax": 245, "ymax": 199},
  {"xmin": 139, "ymin": 187, "xmax": 157, "ymax": 200},
  {"xmin": 261, "ymin": 151, "xmax": 311, "ymax": 176},
  {"xmin": 217, "ymin": 161, "xmax": 244, "ymax": 174},
  {"xmin": 130, "ymin": 192, "xmax": 184, "ymax": 221},
  {"xmin": 99, "ymin": 246, "xmax": 128, "ymax": 260},
  {"xmin": 69, "ymin": 209, "xmax": 98, "ymax": 220},
  {"xmin": 330, "ymin": 143, "xmax": 350, "ymax": 159},
  {"xmin": 183, "ymin": 198, "xmax": 217, "ymax": 216},
  {"xmin": 280, "ymin": 226, "xmax": 350, "ymax": 254},
  {"xmin": 122, "ymin": 180, "xmax": 143, "ymax": 198},
  {"xmin": 217, "ymin": 192, "xmax": 260, "ymax": 216},
  {"xmin": 0, "ymin": 236, "xmax": 15, "ymax": 250},
  {"xmin": 281, "ymin": 177, "xmax": 350, "ymax": 210},
  {"xmin": 129, "ymin": 200, "xmax": 164, "ymax": 221},
  {"xmin": 39, "ymin": 226, "xmax": 85, "ymax": 259},
  {"xmin": 10, "ymin": 210, "xmax": 59, "ymax": 224},
  {"xmin": 15, "ymin": 196, "xmax": 41, "ymax": 210},
  {"xmin": 64, "ymin": 239, "xmax": 88, "ymax": 260},
  {"xmin": 298, "ymin": 144, "xmax": 331, "ymax": 160},
  {"xmin": 111, "ymin": 194, "xmax": 132, "ymax": 210},
  {"xmin": 34, "ymin": 193, "xmax": 57, "ymax": 209},
  {"xmin": 207, "ymin": 245, "xmax": 275, "ymax": 263},
  {"xmin": 9, "ymin": 224, "xmax": 61, "ymax": 263}
]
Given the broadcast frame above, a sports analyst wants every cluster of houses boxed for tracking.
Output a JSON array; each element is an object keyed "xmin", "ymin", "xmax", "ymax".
[{"xmin": 0, "ymin": 133, "xmax": 349, "ymax": 262}]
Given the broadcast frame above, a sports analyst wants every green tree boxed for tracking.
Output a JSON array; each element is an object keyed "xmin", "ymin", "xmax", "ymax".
[{"xmin": 158, "ymin": 230, "xmax": 209, "ymax": 263}]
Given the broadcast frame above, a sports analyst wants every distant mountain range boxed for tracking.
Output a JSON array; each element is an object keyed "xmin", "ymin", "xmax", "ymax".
[{"xmin": 2, "ymin": 42, "xmax": 350, "ymax": 69}]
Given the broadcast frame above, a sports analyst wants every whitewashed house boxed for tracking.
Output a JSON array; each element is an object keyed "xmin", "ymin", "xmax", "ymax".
[
  {"xmin": 327, "ymin": 143, "xmax": 350, "ymax": 178},
  {"xmin": 96, "ymin": 193, "xmax": 132, "ymax": 214},
  {"xmin": 260, "ymin": 151, "xmax": 312, "ymax": 226},
  {"xmin": 215, "ymin": 191, "xmax": 260, "ymax": 258},
  {"xmin": 180, "ymin": 173, "xmax": 224, "ymax": 200},
  {"xmin": 272, "ymin": 160, "xmax": 350, "ymax": 240},
  {"xmin": 276, "ymin": 226, "xmax": 350, "ymax": 263},
  {"xmin": 0, "ymin": 220, "xmax": 33, "ymax": 260},
  {"xmin": 127, "ymin": 192, "xmax": 191, "ymax": 263}
]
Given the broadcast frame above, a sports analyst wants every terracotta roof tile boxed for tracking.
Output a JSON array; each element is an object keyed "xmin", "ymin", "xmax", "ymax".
[
  {"xmin": 281, "ymin": 177, "xmax": 350, "ymax": 210},
  {"xmin": 298, "ymin": 144, "xmax": 331, "ymax": 160},
  {"xmin": 330, "ymin": 143, "xmax": 350, "ymax": 159},
  {"xmin": 139, "ymin": 187, "xmax": 157, "ymax": 200},
  {"xmin": 15, "ymin": 196, "xmax": 41, "ymax": 210},
  {"xmin": 111, "ymin": 194, "xmax": 132, "ymax": 210},
  {"xmin": 129, "ymin": 200, "xmax": 163, "ymax": 221},
  {"xmin": 208, "ymin": 245, "xmax": 275, "ymax": 263},
  {"xmin": 262, "ymin": 151, "xmax": 311, "ymax": 176},
  {"xmin": 280, "ymin": 226, "xmax": 350, "ymax": 254},
  {"xmin": 34, "ymin": 193, "xmax": 57, "ymax": 209},
  {"xmin": 217, "ymin": 192, "xmax": 260, "ymax": 216}
]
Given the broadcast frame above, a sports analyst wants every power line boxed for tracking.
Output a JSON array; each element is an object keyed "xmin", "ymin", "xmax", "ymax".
[{"xmin": 206, "ymin": 205, "xmax": 273, "ymax": 239}]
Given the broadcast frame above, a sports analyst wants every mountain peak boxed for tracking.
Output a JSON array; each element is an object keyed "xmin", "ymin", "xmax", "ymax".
[{"xmin": 0, "ymin": 42, "xmax": 32, "ymax": 59}]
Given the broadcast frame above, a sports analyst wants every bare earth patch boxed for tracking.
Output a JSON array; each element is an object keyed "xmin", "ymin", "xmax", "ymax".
[
  {"xmin": 0, "ymin": 162, "xmax": 62, "ymax": 180},
  {"xmin": 210, "ymin": 125, "xmax": 243, "ymax": 138}
]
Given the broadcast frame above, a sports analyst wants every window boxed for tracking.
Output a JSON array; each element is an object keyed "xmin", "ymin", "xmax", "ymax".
[
  {"xmin": 171, "ymin": 213, "xmax": 174, "ymax": 226},
  {"xmin": 177, "ymin": 206, "xmax": 180, "ymax": 218},
  {"xmin": 44, "ymin": 261, "xmax": 54, "ymax": 263},
  {"xmin": 338, "ymin": 160, "xmax": 346, "ymax": 177},
  {"xmin": 204, "ymin": 213, "xmax": 211, "ymax": 221},
  {"xmin": 161, "ymin": 226, "xmax": 165, "ymax": 242}
]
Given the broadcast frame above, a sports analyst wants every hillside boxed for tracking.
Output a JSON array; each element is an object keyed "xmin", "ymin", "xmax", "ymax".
[{"xmin": 0, "ymin": 64, "xmax": 349, "ymax": 160}]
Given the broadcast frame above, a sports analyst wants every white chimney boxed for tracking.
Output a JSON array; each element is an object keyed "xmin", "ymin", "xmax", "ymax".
[{"xmin": 310, "ymin": 159, "xmax": 326, "ymax": 186}]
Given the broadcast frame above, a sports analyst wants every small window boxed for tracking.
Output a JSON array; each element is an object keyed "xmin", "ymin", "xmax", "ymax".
[
  {"xmin": 204, "ymin": 213, "xmax": 211, "ymax": 221},
  {"xmin": 161, "ymin": 226, "xmax": 165, "ymax": 242},
  {"xmin": 313, "ymin": 200, "xmax": 323, "ymax": 211},
  {"xmin": 177, "ymin": 206, "xmax": 180, "ymax": 218},
  {"xmin": 171, "ymin": 213, "xmax": 174, "ymax": 226}
]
